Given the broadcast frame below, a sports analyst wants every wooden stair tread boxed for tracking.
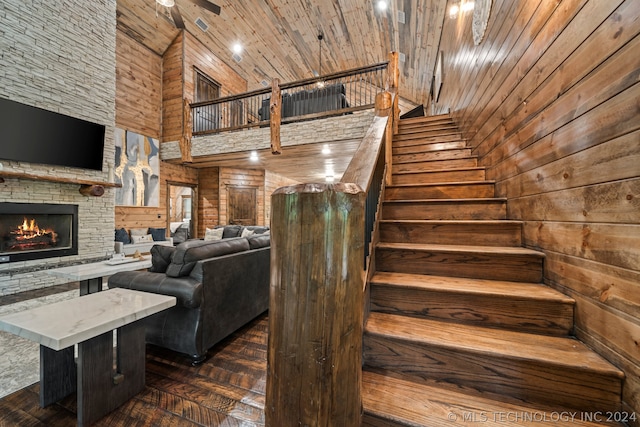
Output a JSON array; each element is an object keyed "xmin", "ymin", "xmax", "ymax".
[
  {"xmin": 384, "ymin": 197, "xmax": 506, "ymax": 204},
  {"xmin": 376, "ymin": 242, "xmax": 545, "ymax": 257},
  {"xmin": 393, "ymin": 166, "xmax": 485, "ymax": 175},
  {"xmin": 380, "ymin": 219, "xmax": 522, "ymax": 225},
  {"xmin": 365, "ymin": 312, "xmax": 624, "ymax": 378},
  {"xmin": 362, "ymin": 370, "xmax": 622, "ymax": 427},
  {"xmin": 370, "ymin": 272, "xmax": 573, "ymax": 303},
  {"xmin": 386, "ymin": 180, "xmax": 495, "ymax": 188},
  {"xmin": 393, "ymin": 155, "xmax": 478, "ymax": 165},
  {"xmin": 399, "ymin": 114, "xmax": 452, "ymax": 125}
]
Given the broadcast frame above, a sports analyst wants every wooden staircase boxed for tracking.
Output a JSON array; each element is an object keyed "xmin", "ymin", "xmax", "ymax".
[{"xmin": 362, "ymin": 114, "xmax": 624, "ymax": 426}]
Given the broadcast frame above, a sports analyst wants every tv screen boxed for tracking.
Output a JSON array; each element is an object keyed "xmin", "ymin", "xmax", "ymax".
[{"xmin": 0, "ymin": 97, "xmax": 105, "ymax": 171}]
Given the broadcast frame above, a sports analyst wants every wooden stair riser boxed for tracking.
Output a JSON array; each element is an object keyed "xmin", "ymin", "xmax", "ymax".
[
  {"xmin": 382, "ymin": 200, "xmax": 506, "ymax": 220},
  {"xmin": 393, "ymin": 133, "xmax": 464, "ymax": 147},
  {"xmin": 363, "ymin": 335, "xmax": 622, "ymax": 412},
  {"xmin": 385, "ymin": 183, "xmax": 495, "ymax": 200},
  {"xmin": 394, "ymin": 129, "xmax": 461, "ymax": 141},
  {"xmin": 393, "ymin": 157, "xmax": 478, "ymax": 173},
  {"xmin": 398, "ymin": 118, "xmax": 454, "ymax": 128},
  {"xmin": 379, "ymin": 221, "xmax": 522, "ymax": 246},
  {"xmin": 375, "ymin": 247, "xmax": 543, "ymax": 282},
  {"xmin": 370, "ymin": 284, "xmax": 573, "ymax": 336},
  {"xmin": 362, "ymin": 370, "xmax": 624, "ymax": 427},
  {"xmin": 392, "ymin": 168, "xmax": 486, "ymax": 185},
  {"xmin": 393, "ymin": 141, "xmax": 467, "ymax": 155},
  {"xmin": 393, "ymin": 148, "xmax": 472, "ymax": 164}
]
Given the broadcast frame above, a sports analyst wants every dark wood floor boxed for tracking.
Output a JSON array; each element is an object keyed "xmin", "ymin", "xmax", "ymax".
[{"xmin": 0, "ymin": 296, "xmax": 268, "ymax": 427}]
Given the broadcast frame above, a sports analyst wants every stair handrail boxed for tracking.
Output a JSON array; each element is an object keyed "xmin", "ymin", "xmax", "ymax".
[{"xmin": 190, "ymin": 61, "xmax": 389, "ymax": 136}]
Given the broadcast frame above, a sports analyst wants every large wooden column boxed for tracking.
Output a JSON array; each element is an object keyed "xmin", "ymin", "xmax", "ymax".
[{"xmin": 267, "ymin": 183, "xmax": 365, "ymax": 426}]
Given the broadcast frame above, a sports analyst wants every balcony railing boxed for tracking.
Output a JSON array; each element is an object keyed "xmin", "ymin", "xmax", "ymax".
[{"xmin": 191, "ymin": 61, "xmax": 389, "ymax": 135}]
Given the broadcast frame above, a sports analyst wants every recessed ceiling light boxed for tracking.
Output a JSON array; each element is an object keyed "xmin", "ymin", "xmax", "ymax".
[
  {"xmin": 232, "ymin": 43, "xmax": 243, "ymax": 55},
  {"xmin": 157, "ymin": 0, "xmax": 175, "ymax": 7},
  {"xmin": 376, "ymin": 1, "xmax": 388, "ymax": 12}
]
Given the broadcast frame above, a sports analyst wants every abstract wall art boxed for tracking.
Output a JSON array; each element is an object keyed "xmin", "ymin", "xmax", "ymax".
[{"xmin": 114, "ymin": 128, "xmax": 160, "ymax": 207}]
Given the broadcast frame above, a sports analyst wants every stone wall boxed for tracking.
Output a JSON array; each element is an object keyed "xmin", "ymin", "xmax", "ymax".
[
  {"xmin": 161, "ymin": 111, "xmax": 374, "ymax": 159},
  {"xmin": 0, "ymin": 1, "xmax": 117, "ymax": 295}
]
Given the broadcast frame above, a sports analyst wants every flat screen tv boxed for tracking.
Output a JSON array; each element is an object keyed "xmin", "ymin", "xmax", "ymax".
[{"xmin": 0, "ymin": 97, "xmax": 105, "ymax": 171}]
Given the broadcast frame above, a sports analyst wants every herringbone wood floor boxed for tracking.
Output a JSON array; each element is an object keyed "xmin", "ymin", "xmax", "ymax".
[{"xmin": 0, "ymin": 310, "xmax": 268, "ymax": 426}]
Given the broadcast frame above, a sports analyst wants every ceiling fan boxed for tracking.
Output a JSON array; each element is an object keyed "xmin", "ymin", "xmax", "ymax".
[{"xmin": 156, "ymin": 0, "xmax": 221, "ymax": 29}]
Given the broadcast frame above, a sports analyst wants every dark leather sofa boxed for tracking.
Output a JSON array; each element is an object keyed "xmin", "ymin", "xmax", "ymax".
[
  {"xmin": 259, "ymin": 83, "xmax": 349, "ymax": 121},
  {"xmin": 108, "ymin": 232, "xmax": 270, "ymax": 364}
]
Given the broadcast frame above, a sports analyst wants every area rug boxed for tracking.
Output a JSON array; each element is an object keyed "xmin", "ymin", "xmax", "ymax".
[{"xmin": 0, "ymin": 290, "xmax": 78, "ymax": 398}]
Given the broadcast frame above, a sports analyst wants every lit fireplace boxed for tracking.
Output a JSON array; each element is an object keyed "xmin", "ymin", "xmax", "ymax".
[
  {"xmin": 0, "ymin": 203, "xmax": 78, "ymax": 262},
  {"xmin": 8, "ymin": 217, "xmax": 59, "ymax": 251}
]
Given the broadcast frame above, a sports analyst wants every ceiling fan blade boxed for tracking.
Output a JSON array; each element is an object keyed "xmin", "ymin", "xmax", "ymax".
[
  {"xmin": 170, "ymin": 5, "xmax": 186, "ymax": 29},
  {"xmin": 192, "ymin": 0, "xmax": 221, "ymax": 15}
]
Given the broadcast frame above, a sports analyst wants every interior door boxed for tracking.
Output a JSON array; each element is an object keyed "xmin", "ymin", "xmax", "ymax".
[{"xmin": 228, "ymin": 187, "xmax": 257, "ymax": 226}]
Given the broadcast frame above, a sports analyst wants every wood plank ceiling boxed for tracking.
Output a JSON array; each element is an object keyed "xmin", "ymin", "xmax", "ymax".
[
  {"xmin": 116, "ymin": 0, "xmax": 448, "ymax": 107},
  {"xmin": 116, "ymin": 0, "xmax": 448, "ymax": 181}
]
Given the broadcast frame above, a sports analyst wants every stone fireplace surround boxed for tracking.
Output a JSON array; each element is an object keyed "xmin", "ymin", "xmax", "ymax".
[{"xmin": 0, "ymin": 1, "xmax": 117, "ymax": 295}]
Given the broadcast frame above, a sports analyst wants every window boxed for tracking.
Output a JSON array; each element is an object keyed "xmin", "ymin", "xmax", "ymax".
[
  {"xmin": 195, "ymin": 68, "xmax": 220, "ymax": 102},
  {"xmin": 194, "ymin": 69, "xmax": 221, "ymax": 132}
]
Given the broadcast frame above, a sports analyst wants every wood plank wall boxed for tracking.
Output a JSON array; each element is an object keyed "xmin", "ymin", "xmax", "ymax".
[
  {"xmin": 196, "ymin": 167, "xmax": 220, "ymax": 238},
  {"xmin": 162, "ymin": 31, "xmax": 249, "ymax": 143},
  {"xmin": 265, "ymin": 170, "xmax": 300, "ymax": 226},
  {"xmin": 115, "ymin": 30, "xmax": 162, "ymax": 137},
  {"xmin": 115, "ymin": 30, "xmax": 198, "ymax": 233},
  {"xmin": 162, "ymin": 32, "xmax": 184, "ymax": 143},
  {"xmin": 433, "ymin": 0, "xmax": 640, "ymax": 421}
]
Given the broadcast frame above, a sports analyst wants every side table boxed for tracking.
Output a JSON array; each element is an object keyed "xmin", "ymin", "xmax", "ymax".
[
  {"xmin": 0, "ymin": 288, "xmax": 175, "ymax": 426},
  {"xmin": 46, "ymin": 258, "xmax": 152, "ymax": 295}
]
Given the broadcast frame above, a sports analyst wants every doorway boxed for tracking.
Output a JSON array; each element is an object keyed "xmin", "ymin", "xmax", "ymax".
[
  {"xmin": 228, "ymin": 186, "xmax": 257, "ymax": 226},
  {"xmin": 167, "ymin": 183, "xmax": 197, "ymax": 241}
]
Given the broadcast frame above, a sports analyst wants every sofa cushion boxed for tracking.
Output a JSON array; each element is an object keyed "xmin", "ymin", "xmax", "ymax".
[
  {"xmin": 115, "ymin": 227, "xmax": 130, "ymax": 244},
  {"xmin": 130, "ymin": 227, "xmax": 148, "ymax": 236},
  {"xmin": 149, "ymin": 244, "xmax": 176, "ymax": 273},
  {"xmin": 244, "ymin": 226, "xmax": 269, "ymax": 234},
  {"xmin": 222, "ymin": 225, "xmax": 243, "ymax": 238},
  {"xmin": 204, "ymin": 227, "xmax": 224, "ymax": 241},
  {"xmin": 172, "ymin": 226, "xmax": 189, "ymax": 244},
  {"xmin": 166, "ymin": 237, "xmax": 250, "ymax": 278},
  {"xmin": 131, "ymin": 234, "xmax": 153, "ymax": 244},
  {"xmin": 241, "ymin": 228, "xmax": 254, "ymax": 238},
  {"xmin": 247, "ymin": 233, "xmax": 270, "ymax": 249},
  {"xmin": 149, "ymin": 227, "xmax": 167, "ymax": 241}
]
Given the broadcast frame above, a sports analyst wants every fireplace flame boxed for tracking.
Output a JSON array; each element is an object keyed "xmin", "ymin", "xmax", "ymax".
[{"xmin": 13, "ymin": 217, "xmax": 58, "ymax": 243}]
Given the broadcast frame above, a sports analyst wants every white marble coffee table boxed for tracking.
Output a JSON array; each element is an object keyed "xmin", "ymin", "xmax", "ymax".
[
  {"xmin": 0, "ymin": 288, "xmax": 176, "ymax": 426},
  {"xmin": 46, "ymin": 258, "xmax": 152, "ymax": 295}
]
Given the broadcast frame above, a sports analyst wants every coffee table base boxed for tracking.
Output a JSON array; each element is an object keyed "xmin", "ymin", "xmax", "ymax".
[{"xmin": 40, "ymin": 321, "xmax": 146, "ymax": 426}]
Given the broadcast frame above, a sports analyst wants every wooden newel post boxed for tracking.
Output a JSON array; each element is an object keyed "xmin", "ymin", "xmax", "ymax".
[
  {"xmin": 388, "ymin": 51, "xmax": 400, "ymax": 135},
  {"xmin": 267, "ymin": 183, "xmax": 365, "ymax": 427},
  {"xmin": 270, "ymin": 78, "xmax": 282, "ymax": 154},
  {"xmin": 376, "ymin": 91, "xmax": 393, "ymax": 187}
]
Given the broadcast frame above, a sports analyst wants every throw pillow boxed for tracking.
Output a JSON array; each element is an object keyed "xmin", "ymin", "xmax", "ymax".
[
  {"xmin": 114, "ymin": 227, "xmax": 130, "ymax": 244},
  {"xmin": 221, "ymin": 225, "xmax": 243, "ymax": 238},
  {"xmin": 241, "ymin": 228, "xmax": 255, "ymax": 238},
  {"xmin": 149, "ymin": 244, "xmax": 175, "ymax": 273},
  {"xmin": 204, "ymin": 227, "xmax": 224, "ymax": 241},
  {"xmin": 129, "ymin": 227, "xmax": 148, "ymax": 237},
  {"xmin": 149, "ymin": 227, "xmax": 167, "ymax": 241},
  {"xmin": 131, "ymin": 234, "xmax": 153, "ymax": 244}
]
